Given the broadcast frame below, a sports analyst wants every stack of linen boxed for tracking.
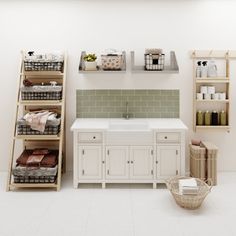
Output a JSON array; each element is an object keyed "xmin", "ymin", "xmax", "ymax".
[{"xmin": 179, "ymin": 178, "xmax": 199, "ymax": 195}]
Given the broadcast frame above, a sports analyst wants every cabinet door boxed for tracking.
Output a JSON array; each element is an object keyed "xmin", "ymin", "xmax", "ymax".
[
  {"xmin": 130, "ymin": 146, "xmax": 154, "ymax": 180},
  {"xmin": 156, "ymin": 145, "xmax": 180, "ymax": 179},
  {"xmin": 106, "ymin": 146, "xmax": 129, "ymax": 180},
  {"xmin": 78, "ymin": 146, "xmax": 102, "ymax": 180}
]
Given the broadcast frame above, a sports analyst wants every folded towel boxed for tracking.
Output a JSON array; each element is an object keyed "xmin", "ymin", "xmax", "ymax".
[
  {"xmin": 26, "ymin": 155, "xmax": 45, "ymax": 165},
  {"xmin": 24, "ymin": 110, "xmax": 54, "ymax": 132}
]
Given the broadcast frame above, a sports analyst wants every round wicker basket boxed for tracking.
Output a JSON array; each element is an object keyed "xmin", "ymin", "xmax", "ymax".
[{"xmin": 166, "ymin": 177, "xmax": 212, "ymax": 210}]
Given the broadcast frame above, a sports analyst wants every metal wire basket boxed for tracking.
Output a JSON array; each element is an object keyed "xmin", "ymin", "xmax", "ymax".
[
  {"xmin": 144, "ymin": 53, "xmax": 165, "ymax": 71},
  {"xmin": 166, "ymin": 176, "xmax": 212, "ymax": 210}
]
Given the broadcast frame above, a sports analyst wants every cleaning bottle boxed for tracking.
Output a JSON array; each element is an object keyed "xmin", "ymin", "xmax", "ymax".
[
  {"xmin": 212, "ymin": 111, "xmax": 219, "ymax": 125},
  {"xmin": 196, "ymin": 61, "xmax": 202, "ymax": 77},
  {"xmin": 196, "ymin": 110, "xmax": 204, "ymax": 125},
  {"xmin": 205, "ymin": 110, "xmax": 211, "ymax": 126},
  {"xmin": 208, "ymin": 60, "xmax": 217, "ymax": 77},
  {"xmin": 220, "ymin": 110, "xmax": 227, "ymax": 126},
  {"xmin": 201, "ymin": 61, "xmax": 208, "ymax": 78}
]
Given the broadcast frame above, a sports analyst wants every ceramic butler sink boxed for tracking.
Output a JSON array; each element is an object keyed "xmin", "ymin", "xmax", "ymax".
[{"xmin": 109, "ymin": 120, "xmax": 149, "ymax": 131}]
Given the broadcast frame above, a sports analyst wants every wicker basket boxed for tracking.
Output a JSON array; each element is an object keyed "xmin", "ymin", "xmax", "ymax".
[
  {"xmin": 17, "ymin": 117, "xmax": 61, "ymax": 135},
  {"xmin": 24, "ymin": 61, "xmax": 63, "ymax": 71},
  {"xmin": 144, "ymin": 54, "xmax": 165, "ymax": 71},
  {"xmin": 166, "ymin": 177, "xmax": 212, "ymax": 210},
  {"xmin": 13, "ymin": 166, "xmax": 58, "ymax": 183},
  {"xmin": 21, "ymin": 85, "xmax": 62, "ymax": 100}
]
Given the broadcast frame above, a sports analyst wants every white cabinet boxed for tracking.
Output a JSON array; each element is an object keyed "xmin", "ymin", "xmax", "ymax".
[
  {"xmin": 156, "ymin": 145, "xmax": 180, "ymax": 180},
  {"xmin": 105, "ymin": 146, "xmax": 129, "ymax": 180},
  {"xmin": 130, "ymin": 146, "xmax": 153, "ymax": 180},
  {"xmin": 78, "ymin": 146, "xmax": 102, "ymax": 180}
]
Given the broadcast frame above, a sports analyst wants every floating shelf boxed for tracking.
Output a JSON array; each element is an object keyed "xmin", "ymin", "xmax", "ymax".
[
  {"xmin": 131, "ymin": 51, "xmax": 179, "ymax": 74},
  {"xmin": 10, "ymin": 183, "xmax": 57, "ymax": 188},
  {"xmin": 79, "ymin": 51, "xmax": 126, "ymax": 73}
]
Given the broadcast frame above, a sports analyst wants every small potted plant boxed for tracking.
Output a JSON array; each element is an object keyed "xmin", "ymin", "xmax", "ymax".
[{"xmin": 83, "ymin": 53, "xmax": 97, "ymax": 71}]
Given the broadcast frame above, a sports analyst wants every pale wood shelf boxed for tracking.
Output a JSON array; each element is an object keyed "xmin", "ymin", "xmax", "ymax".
[
  {"xmin": 7, "ymin": 51, "xmax": 67, "ymax": 191},
  {"xmin": 192, "ymin": 50, "xmax": 231, "ymax": 132}
]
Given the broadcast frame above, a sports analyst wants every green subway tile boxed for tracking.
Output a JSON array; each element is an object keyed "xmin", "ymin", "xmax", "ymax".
[{"xmin": 76, "ymin": 89, "xmax": 179, "ymax": 118}]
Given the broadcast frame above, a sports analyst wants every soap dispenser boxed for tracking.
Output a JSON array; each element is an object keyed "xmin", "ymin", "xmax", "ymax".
[
  {"xmin": 201, "ymin": 61, "xmax": 208, "ymax": 78},
  {"xmin": 196, "ymin": 61, "xmax": 202, "ymax": 78},
  {"xmin": 208, "ymin": 60, "xmax": 217, "ymax": 77}
]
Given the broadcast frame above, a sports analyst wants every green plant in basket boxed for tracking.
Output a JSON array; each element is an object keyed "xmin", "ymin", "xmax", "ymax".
[{"xmin": 84, "ymin": 54, "xmax": 97, "ymax": 62}]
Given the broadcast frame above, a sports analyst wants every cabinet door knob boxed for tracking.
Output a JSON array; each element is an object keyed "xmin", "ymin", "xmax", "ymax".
[
  {"xmin": 93, "ymin": 136, "xmax": 96, "ymax": 139},
  {"xmin": 131, "ymin": 161, "xmax": 134, "ymax": 164},
  {"xmin": 127, "ymin": 161, "xmax": 130, "ymax": 164},
  {"xmin": 164, "ymin": 136, "xmax": 167, "ymax": 139}
]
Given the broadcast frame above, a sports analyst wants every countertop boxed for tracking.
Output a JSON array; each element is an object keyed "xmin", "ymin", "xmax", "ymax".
[{"xmin": 71, "ymin": 118, "xmax": 188, "ymax": 131}]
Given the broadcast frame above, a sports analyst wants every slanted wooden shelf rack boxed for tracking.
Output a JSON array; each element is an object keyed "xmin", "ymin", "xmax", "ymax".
[
  {"xmin": 131, "ymin": 51, "xmax": 179, "ymax": 73},
  {"xmin": 6, "ymin": 51, "xmax": 67, "ymax": 191},
  {"xmin": 191, "ymin": 50, "xmax": 236, "ymax": 132},
  {"xmin": 79, "ymin": 51, "xmax": 126, "ymax": 73}
]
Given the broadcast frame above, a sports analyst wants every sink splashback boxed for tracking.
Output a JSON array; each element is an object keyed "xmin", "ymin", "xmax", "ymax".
[{"xmin": 76, "ymin": 90, "xmax": 179, "ymax": 118}]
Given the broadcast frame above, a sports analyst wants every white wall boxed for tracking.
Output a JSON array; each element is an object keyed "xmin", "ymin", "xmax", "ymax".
[{"xmin": 0, "ymin": 0, "xmax": 236, "ymax": 172}]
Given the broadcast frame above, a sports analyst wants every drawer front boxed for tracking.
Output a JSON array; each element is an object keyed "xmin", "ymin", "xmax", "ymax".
[
  {"xmin": 78, "ymin": 132, "xmax": 102, "ymax": 143},
  {"xmin": 156, "ymin": 132, "xmax": 180, "ymax": 143}
]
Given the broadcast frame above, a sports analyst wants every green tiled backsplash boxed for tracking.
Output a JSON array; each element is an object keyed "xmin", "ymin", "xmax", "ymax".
[{"xmin": 76, "ymin": 90, "xmax": 179, "ymax": 118}]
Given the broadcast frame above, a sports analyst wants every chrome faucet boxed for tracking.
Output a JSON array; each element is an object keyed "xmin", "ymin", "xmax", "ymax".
[{"xmin": 123, "ymin": 101, "xmax": 132, "ymax": 119}]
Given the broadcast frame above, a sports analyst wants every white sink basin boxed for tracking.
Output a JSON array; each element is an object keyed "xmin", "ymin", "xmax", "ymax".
[{"xmin": 109, "ymin": 120, "xmax": 149, "ymax": 131}]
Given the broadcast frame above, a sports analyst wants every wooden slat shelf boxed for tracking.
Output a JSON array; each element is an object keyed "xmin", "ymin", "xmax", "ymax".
[
  {"xmin": 196, "ymin": 78, "xmax": 229, "ymax": 83},
  {"xmin": 196, "ymin": 126, "xmax": 230, "ymax": 130},
  {"xmin": 15, "ymin": 134, "xmax": 60, "ymax": 140},
  {"xmin": 10, "ymin": 183, "xmax": 57, "ymax": 188},
  {"xmin": 196, "ymin": 99, "xmax": 229, "ymax": 103},
  {"xmin": 23, "ymin": 71, "xmax": 64, "ymax": 77},
  {"xmin": 192, "ymin": 50, "xmax": 231, "ymax": 132},
  {"xmin": 18, "ymin": 100, "xmax": 62, "ymax": 106},
  {"xmin": 7, "ymin": 51, "xmax": 67, "ymax": 191}
]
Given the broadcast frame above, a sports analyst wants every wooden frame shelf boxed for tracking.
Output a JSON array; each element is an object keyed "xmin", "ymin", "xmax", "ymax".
[
  {"xmin": 79, "ymin": 51, "xmax": 126, "ymax": 73},
  {"xmin": 131, "ymin": 51, "xmax": 179, "ymax": 74},
  {"xmin": 192, "ymin": 50, "xmax": 231, "ymax": 132},
  {"xmin": 7, "ymin": 51, "xmax": 67, "ymax": 191},
  {"xmin": 18, "ymin": 100, "xmax": 62, "ymax": 106}
]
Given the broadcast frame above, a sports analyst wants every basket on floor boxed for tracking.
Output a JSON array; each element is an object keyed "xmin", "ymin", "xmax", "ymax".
[{"xmin": 166, "ymin": 176, "xmax": 212, "ymax": 210}]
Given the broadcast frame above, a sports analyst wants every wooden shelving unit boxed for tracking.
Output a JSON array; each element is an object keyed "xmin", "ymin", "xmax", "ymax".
[
  {"xmin": 6, "ymin": 51, "xmax": 67, "ymax": 191},
  {"xmin": 79, "ymin": 51, "xmax": 126, "ymax": 73},
  {"xmin": 192, "ymin": 50, "xmax": 231, "ymax": 132},
  {"xmin": 131, "ymin": 51, "xmax": 179, "ymax": 74}
]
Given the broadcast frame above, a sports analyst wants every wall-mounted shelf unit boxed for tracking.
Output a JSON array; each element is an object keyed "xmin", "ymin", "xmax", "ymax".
[
  {"xmin": 131, "ymin": 51, "xmax": 179, "ymax": 74},
  {"xmin": 79, "ymin": 51, "xmax": 126, "ymax": 73},
  {"xmin": 192, "ymin": 50, "xmax": 231, "ymax": 132},
  {"xmin": 7, "ymin": 51, "xmax": 67, "ymax": 191}
]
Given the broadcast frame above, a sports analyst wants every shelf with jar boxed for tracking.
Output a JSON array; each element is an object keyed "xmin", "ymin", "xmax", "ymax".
[{"xmin": 192, "ymin": 50, "xmax": 231, "ymax": 132}]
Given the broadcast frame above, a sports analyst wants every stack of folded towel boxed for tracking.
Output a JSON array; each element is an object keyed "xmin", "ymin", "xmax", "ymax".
[
  {"xmin": 24, "ymin": 110, "xmax": 57, "ymax": 133},
  {"xmin": 13, "ymin": 149, "xmax": 58, "ymax": 183},
  {"xmin": 179, "ymin": 178, "xmax": 199, "ymax": 195}
]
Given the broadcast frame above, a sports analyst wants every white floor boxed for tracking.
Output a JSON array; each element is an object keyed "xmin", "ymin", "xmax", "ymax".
[{"xmin": 1, "ymin": 172, "xmax": 236, "ymax": 236}]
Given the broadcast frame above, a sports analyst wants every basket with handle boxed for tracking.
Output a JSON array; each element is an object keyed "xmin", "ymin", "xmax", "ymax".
[{"xmin": 166, "ymin": 176, "xmax": 212, "ymax": 210}]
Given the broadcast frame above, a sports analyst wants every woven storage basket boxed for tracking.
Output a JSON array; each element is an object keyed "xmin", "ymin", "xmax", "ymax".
[
  {"xmin": 17, "ymin": 117, "xmax": 60, "ymax": 135},
  {"xmin": 13, "ymin": 166, "xmax": 58, "ymax": 183},
  {"xmin": 24, "ymin": 60, "xmax": 63, "ymax": 71},
  {"xmin": 166, "ymin": 177, "xmax": 212, "ymax": 210},
  {"xmin": 190, "ymin": 144, "xmax": 206, "ymax": 181},
  {"xmin": 21, "ymin": 85, "xmax": 62, "ymax": 100}
]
